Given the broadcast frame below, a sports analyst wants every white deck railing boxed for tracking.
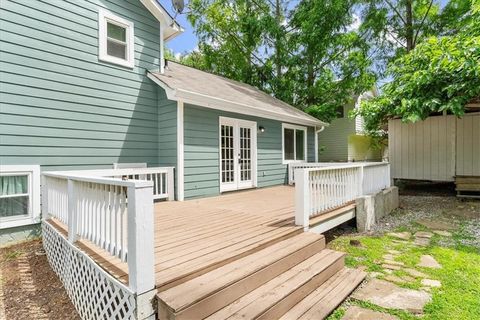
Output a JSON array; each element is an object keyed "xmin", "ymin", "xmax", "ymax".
[
  {"xmin": 49, "ymin": 167, "xmax": 175, "ymax": 201},
  {"xmin": 42, "ymin": 172, "xmax": 155, "ymax": 293},
  {"xmin": 294, "ymin": 162, "xmax": 391, "ymax": 229}
]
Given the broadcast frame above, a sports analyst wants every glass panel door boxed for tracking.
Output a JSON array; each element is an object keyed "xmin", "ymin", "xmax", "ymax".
[
  {"xmin": 221, "ymin": 124, "xmax": 235, "ymax": 185},
  {"xmin": 219, "ymin": 118, "xmax": 256, "ymax": 192}
]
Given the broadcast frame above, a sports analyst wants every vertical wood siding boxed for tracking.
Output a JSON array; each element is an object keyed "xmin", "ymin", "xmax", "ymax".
[
  {"xmin": 389, "ymin": 115, "xmax": 458, "ymax": 181},
  {"xmin": 0, "ymin": 0, "xmax": 161, "ymax": 170},
  {"xmin": 183, "ymin": 104, "xmax": 315, "ymax": 199},
  {"xmin": 456, "ymin": 113, "xmax": 480, "ymax": 176}
]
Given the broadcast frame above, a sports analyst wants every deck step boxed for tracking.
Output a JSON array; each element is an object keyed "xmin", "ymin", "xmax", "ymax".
[
  {"xmin": 157, "ymin": 233, "xmax": 326, "ymax": 320},
  {"xmin": 280, "ymin": 268, "xmax": 366, "ymax": 320},
  {"xmin": 205, "ymin": 249, "xmax": 345, "ymax": 320}
]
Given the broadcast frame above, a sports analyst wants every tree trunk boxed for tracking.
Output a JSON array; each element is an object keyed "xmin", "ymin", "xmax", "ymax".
[
  {"xmin": 275, "ymin": 0, "xmax": 282, "ymax": 79},
  {"xmin": 405, "ymin": 0, "xmax": 414, "ymax": 51}
]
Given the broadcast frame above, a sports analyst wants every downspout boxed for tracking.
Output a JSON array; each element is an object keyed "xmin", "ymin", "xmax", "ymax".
[
  {"xmin": 159, "ymin": 23, "xmax": 165, "ymax": 73},
  {"xmin": 314, "ymin": 126, "xmax": 325, "ymax": 162}
]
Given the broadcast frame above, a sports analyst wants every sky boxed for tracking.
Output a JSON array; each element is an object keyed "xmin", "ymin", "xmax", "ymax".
[{"xmin": 161, "ymin": 1, "xmax": 198, "ymax": 54}]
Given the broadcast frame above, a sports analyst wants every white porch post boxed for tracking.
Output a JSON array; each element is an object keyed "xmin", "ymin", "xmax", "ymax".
[
  {"xmin": 177, "ymin": 100, "xmax": 185, "ymax": 201},
  {"xmin": 295, "ymin": 168, "xmax": 310, "ymax": 230},
  {"xmin": 67, "ymin": 179, "xmax": 78, "ymax": 243},
  {"xmin": 41, "ymin": 175, "xmax": 48, "ymax": 221},
  {"xmin": 127, "ymin": 183, "xmax": 155, "ymax": 294}
]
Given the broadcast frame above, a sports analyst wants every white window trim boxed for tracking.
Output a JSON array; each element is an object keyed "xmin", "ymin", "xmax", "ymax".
[
  {"xmin": 98, "ymin": 9, "xmax": 135, "ymax": 68},
  {"xmin": 0, "ymin": 165, "xmax": 41, "ymax": 229},
  {"xmin": 282, "ymin": 123, "xmax": 308, "ymax": 164}
]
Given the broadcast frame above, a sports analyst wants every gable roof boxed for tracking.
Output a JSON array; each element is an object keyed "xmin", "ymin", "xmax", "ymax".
[
  {"xmin": 147, "ymin": 61, "xmax": 327, "ymax": 127},
  {"xmin": 139, "ymin": 0, "xmax": 183, "ymax": 41}
]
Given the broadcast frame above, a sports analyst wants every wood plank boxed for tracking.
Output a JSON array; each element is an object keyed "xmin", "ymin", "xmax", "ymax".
[
  {"xmin": 309, "ymin": 203, "xmax": 356, "ymax": 226},
  {"xmin": 297, "ymin": 268, "xmax": 366, "ymax": 320},
  {"xmin": 158, "ymin": 234, "xmax": 326, "ymax": 319}
]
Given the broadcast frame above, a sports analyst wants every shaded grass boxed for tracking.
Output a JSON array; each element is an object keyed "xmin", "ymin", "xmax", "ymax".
[{"xmin": 327, "ymin": 230, "xmax": 480, "ymax": 320}]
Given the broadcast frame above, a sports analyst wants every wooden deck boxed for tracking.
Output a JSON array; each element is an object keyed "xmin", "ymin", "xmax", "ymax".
[
  {"xmin": 50, "ymin": 186, "xmax": 301, "ymax": 290},
  {"xmin": 153, "ymin": 185, "xmax": 301, "ymax": 290}
]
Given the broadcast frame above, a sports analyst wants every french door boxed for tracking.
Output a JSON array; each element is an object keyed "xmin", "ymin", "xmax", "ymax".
[{"xmin": 219, "ymin": 117, "xmax": 257, "ymax": 192}]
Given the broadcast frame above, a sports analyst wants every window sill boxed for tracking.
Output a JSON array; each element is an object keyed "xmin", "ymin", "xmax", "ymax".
[
  {"xmin": 282, "ymin": 160, "xmax": 307, "ymax": 165},
  {"xmin": 0, "ymin": 216, "xmax": 41, "ymax": 230},
  {"xmin": 99, "ymin": 55, "xmax": 134, "ymax": 69}
]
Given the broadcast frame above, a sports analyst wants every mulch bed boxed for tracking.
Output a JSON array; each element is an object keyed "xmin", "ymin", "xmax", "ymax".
[{"xmin": 0, "ymin": 239, "xmax": 80, "ymax": 320}]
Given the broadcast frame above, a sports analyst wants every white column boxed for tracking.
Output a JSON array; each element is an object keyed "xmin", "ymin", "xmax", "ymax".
[
  {"xmin": 67, "ymin": 179, "xmax": 78, "ymax": 243},
  {"xmin": 177, "ymin": 101, "xmax": 185, "ymax": 201},
  {"xmin": 294, "ymin": 168, "xmax": 310, "ymax": 230},
  {"xmin": 41, "ymin": 175, "xmax": 49, "ymax": 221},
  {"xmin": 127, "ymin": 183, "xmax": 155, "ymax": 294}
]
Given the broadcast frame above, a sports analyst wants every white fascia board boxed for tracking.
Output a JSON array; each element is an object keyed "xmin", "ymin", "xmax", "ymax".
[
  {"xmin": 147, "ymin": 73, "xmax": 326, "ymax": 127},
  {"xmin": 139, "ymin": 0, "xmax": 183, "ymax": 41}
]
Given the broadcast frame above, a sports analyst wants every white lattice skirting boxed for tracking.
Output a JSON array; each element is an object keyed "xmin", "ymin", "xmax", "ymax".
[{"xmin": 42, "ymin": 221, "xmax": 136, "ymax": 320}]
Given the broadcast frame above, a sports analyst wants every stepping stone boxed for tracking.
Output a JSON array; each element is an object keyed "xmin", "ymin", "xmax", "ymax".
[
  {"xmin": 403, "ymin": 275, "xmax": 416, "ymax": 282},
  {"xmin": 387, "ymin": 249, "xmax": 401, "ymax": 255},
  {"xmin": 417, "ymin": 255, "xmax": 441, "ymax": 269},
  {"xmin": 384, "ymin": 260, "xmax": 404, "ymax": 266},
  {"xmin": 383, "ymin": 254, "xmax": 395, "ymax": 260},
  {"xmin": 421, "ymin": 279, "xmax": 441, "ymax": 288},
  {"xmin": 420, "ymin": 286, "xmax": 432, "ymax": 292},
  {"xmin": 341, "ymin": 306, "xmax": 398, "ymax": 320},
  {"xmin": 404, "ymin": 268, "xmax": 428, "ymax": 278},
  {"xmin": 369, "ymin": 272, "xmax": 383, "ymax": 278},
  {"xmin": 388, "ymin": 232, "xmax": 411, "ymax": 240},
  {"xmin": 415, "ymin": 231, "xmax": 433, "ymax": 238},
  {"xmin": 384, "ymin": 275, "xmax": 405, "ymax": 284},
  {"xmin": 433, "ymin": 230, "xmax": 452, "ymax": 237},
  {"xmin": 352, "ymin": 279, "xmax": 431, "ymax": 314},
  {"xmin": 383, "ymin": 269, "xmax": 393, "ymax": 274},
  {"xmin": 414, "ymin": 237, "xmax": 430, "ymax": 247},
  {"xmin": 416, "ymin": 219, "xmax": 456, "ymax": 231},
  {"xmin": 382, "ymin": 263, "xmax": 401, "ymax": 270}
]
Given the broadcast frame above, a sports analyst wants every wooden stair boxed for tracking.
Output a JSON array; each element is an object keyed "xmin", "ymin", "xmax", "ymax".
[{"xmin": 157, "ymin": 233, "xmax": 365, "ymax": 320}]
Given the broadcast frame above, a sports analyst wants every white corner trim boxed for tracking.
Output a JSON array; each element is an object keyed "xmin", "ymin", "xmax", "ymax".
[
  {"xmin": 282, "ymin": 123, "xmax": 308, "ymax": 165},
  {"xmin": 0, "ymin": 165, "xmax": 41, "ymax": 229},
  {"xmin": 98, "ymin": 9, "xmax": 135, "ymax": 69},
  {"xmin": 159, "ymin": 25, "xmax": 164, "ymax": 74},
  {"xmin": 177, "ymin": 101, "xmax": 185, "ymax": 201}
]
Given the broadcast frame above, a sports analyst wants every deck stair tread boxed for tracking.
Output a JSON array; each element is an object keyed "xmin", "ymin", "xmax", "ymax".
[
  {"xmin": 309, "ymin": 203, "xmax": 356, "ymax": 227},
  {"xmin": 157, "ymin": 232, "xmax": 325, "ymax": 315},
  {"xmin": 205, "ymin": 249, "xmax": 345, "ymax": 320},
  {"xmin": 280, "ymin": 268, "xmax": 366, "ymax": 320},
  {"xmin": 155, "ymin": 225, "xmax": 304, "ymax": 290}
]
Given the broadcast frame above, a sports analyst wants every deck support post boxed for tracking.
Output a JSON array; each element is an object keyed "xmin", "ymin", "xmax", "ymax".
[
  {"xmin": 295, "ymin": 168, "xmax": 310, "ymax": 231},
  {"xmin": 67, "ymin": 179, "xmax": 78, "ymax": 243},
  {"xmin": 41, "ymin": 175, "xmax": 49, "ymax": 221},
  {"xmin": 127, "ymin": 184, "xmax": 155, "ymax": 294}
]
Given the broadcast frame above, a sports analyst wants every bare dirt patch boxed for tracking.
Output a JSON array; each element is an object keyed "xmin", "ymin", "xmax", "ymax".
[{"xmin": 0, "ymin": 240, "xmax": 79, "ymax": 320}]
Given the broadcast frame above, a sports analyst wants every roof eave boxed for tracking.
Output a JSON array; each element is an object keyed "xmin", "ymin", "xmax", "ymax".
[
  {"xmin": 139, "ymin": 0, "xmax": 183, "ymax": 41},
  {"xmin": 147, "ymin": 72, "xmax": 327, "ymax": 127}
]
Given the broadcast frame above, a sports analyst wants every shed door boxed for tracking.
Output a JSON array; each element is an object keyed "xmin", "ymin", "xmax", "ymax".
[{"xmin": 220, "ymin": 117, "xmax": 257, "ymax": 192}]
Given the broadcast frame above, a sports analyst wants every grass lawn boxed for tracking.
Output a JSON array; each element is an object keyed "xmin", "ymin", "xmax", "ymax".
[{"xmin": 326, "ymin": 221, "xmax": 480, "ymax": 320}]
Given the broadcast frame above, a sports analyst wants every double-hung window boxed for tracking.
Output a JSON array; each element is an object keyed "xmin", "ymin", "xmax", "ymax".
[
  {"xmin": 99, "ymin": 10, "xmax": 135, "ymax": 68},
  {"xmin": 0, "ymin": 165, "xmax": 41, "ymax": 229},
  {"xmin": 282, "ymin": 124, "xmax": 307, "ymax": 163}
]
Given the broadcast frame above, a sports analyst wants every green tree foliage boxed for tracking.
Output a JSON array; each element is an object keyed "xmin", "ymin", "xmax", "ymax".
[
  {"xmin": 354, "ymin": 1, "xmax": 480, "ymax": 137},
  {"xmin": 177, "ymin": 0, "xmax": 476, "ymax": 124}
]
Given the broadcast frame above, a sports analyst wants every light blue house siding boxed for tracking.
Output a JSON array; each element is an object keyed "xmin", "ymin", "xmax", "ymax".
[
  {"xmin": 0, "ymin": 0, "xmax": 162, "ymax": 243},
  {"xmin": 183, "ymin": 104, "xmax": 316, "ymax": 199},
  {"xmin": 0, "ymin": 0, "xmax": 162, "ymax": 171}
]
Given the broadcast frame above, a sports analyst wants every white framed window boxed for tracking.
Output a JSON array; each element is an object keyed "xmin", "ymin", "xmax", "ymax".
[
  {"xmin": 98, "ymin": 9, "xmax": 135, "ymax": 68},
  {"xmin": 282, "ymin": 123, "xmax": 307, "ymax": 164},
  {"xmin": 0, "ymin": 165, "xmax": 41, "ymax": 229}
]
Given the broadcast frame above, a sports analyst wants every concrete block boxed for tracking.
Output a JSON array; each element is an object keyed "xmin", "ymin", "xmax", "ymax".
[{"xmin": 356, "ymin": 186, "xmax": 399, "ymax": 232}]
